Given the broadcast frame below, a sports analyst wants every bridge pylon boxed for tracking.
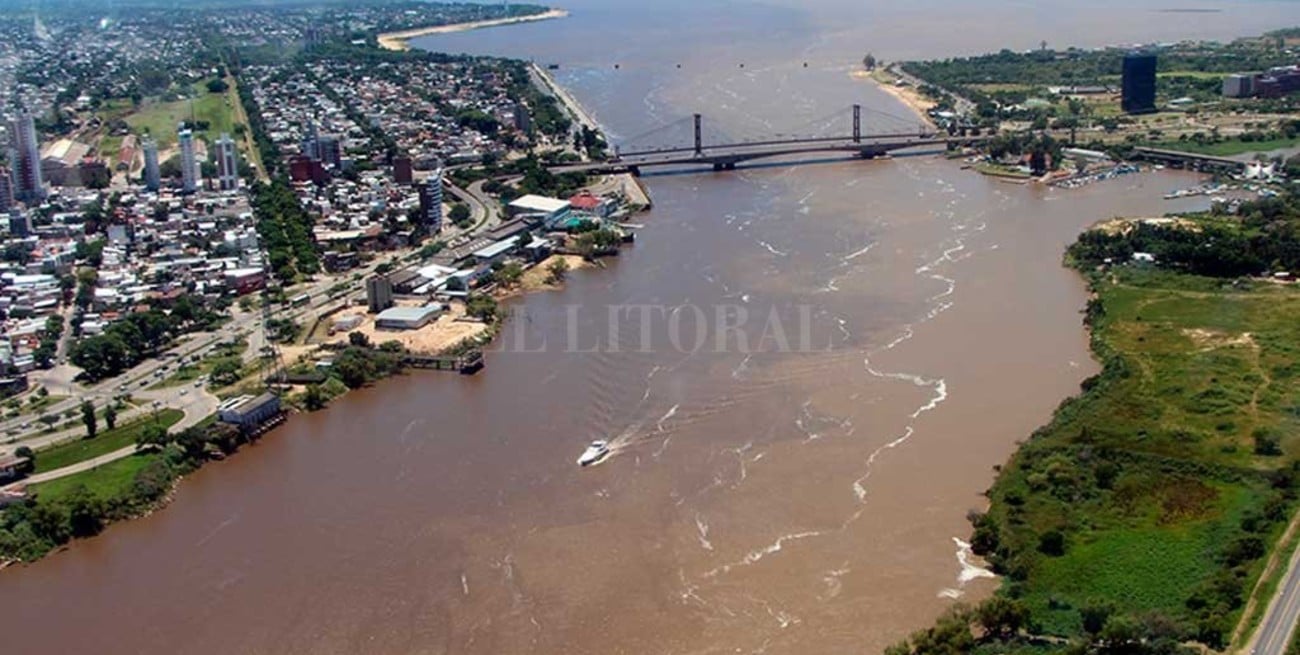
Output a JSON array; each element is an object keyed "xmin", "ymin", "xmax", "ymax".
[
  {"xmin": 693, "ymin": 113, "xmax": 703, "ymax": 157},
  {"xmin": 852, "ymin": 104, "xmax": 861, "ymax": 143}
]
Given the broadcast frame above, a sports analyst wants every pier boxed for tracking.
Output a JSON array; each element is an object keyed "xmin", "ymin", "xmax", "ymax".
[{"xmin": 404, "ymin": 349, "xmax": 485, "ymax": 374}]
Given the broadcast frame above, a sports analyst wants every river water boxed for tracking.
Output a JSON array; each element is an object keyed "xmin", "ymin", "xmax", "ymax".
[{"xmin": 3, "ymin": 1, "xmax": 1299, "ymax": 654}]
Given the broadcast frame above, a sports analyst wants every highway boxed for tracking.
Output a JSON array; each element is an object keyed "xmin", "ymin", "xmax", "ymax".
[{"xmin": 1251, "ymin": 531, "xmax": 1300, "ymax": 655}]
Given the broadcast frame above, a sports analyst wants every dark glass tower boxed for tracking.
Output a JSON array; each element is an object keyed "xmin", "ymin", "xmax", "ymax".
[{"xmin": 1122, "ymin": 52, "xmax": 1157, "ymax": 114}]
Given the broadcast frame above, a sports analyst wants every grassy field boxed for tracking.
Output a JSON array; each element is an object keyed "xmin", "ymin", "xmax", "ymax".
[
  {"xmin": 32, "ymin": 409, "xmax": 184, "ymax": 474},
  {"xmin": 225, "ymin": 74, "xmax": 266, "ymax": 179},
  {"xmin": 125, "ymin": 79, "xmax": 240, "ymax": 147},
  {"xmin": 979, "ymin": 266, "xmax": 1300, "ymax": 644},
  {"xmin": 974, "ymin": 162, "xmax": 1031, "ymax": 178},
  {"xmin": 1154, "ymin": 136, "xmax": 1300, "ymax": 157},
  {"xmin": 31, "ymin": 452, "xmax": 162, "ymax": 506}
]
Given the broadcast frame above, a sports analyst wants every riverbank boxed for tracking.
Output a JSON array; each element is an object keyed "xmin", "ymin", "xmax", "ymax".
[
  {"xmin": 377, "ymin": 9, "xmax": 570, "ymax": 52},
  {"xmin": 0, "ymin": 408, "xmax": 277, "ymax": 565},
  {"xmin": 529, "ymin": 61, "xmax": 605, "ymax": 139},
  {"xmin": 857, "ymin": 68, "xmax": 937, "ymax": 128},
  {"xmin": 888, "ymin": 201, "xmax": 1300, "ymax": 653}
]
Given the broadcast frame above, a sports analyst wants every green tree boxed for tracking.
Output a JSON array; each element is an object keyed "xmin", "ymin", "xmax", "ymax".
[
  {"xmin": 80, "ymin": 400, "xmax": 97, "ymax": 439},
  {"xmin": 63, "ymin": 485, "xmax": 106, "ymax": 537},
  {"xmin": 27, "ymin": 501, "xmax": 70, "ymax": 545},
  {"xmin": 104, "ymin": 402, "xmax": 118, "ymax": 431},
  {"xmin": 348, "ymin": 331, "xmax": 371, "ymax": 348},
  {"xmin": 136, "ymin": 423, "xmax": 170, "ymax": 450},
  {"xmin": 449, "ymin": 204, "xmax": 471, "ymax": 226},
  {"xmin": 1038, "ymin": 528, "xmax": 1066, "ymax": 556},
  {"xmin": 1253, "ymin": 428, "xmax": 1282, "ymax": 456},
  {"xmin": 13, "ymin": 446, "xmax": 34, "ymax": 473},
  {"xmin": 546, "ymin": 257, "xmax": 570, "ymax": 284},
  {"xmin": 333, "ymin": 356, "xmax": 368, "ymax": 389},
  {"xmin": 1080, "ymin": 600, "xmax": 1114, "ymax": 635},
  {"xmin": 495, "ymin": 262, "xmax": 525, "ymax": 288},
  {"xmin": 210, "ymin": 357, "xmax": 243, "ymax": 386},
  {"xmin": 304, "ymin": 384, "xmax": 326, "ymax": 411},
  {"xmin": 973, "ymin": 596, "xmax": 1028, "ymax": 640},
  {"xmin": 466, "ymin": 295, "xmax": 498, "ymax": 321}
]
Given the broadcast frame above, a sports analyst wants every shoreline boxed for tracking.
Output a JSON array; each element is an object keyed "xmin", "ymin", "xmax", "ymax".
[
  {"xmin": 529, "ymin": 61, "xmax": 606, "ymax": 140},
  {"xmin": 854, "ymin": 69, "xmax": 937, "ymax": 129},
  {"xmin": 377, "ymin": 9, "xmax": 570, "ymax": 51}
]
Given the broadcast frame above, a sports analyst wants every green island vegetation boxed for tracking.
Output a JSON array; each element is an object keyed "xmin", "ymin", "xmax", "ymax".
[
  {"xmin": 0, "ymin": 415, "xmax": 264, "ymax": 563},
  {"xmin": 889, "ymin": 193, "xmax": 1300, "ymax": 654}
]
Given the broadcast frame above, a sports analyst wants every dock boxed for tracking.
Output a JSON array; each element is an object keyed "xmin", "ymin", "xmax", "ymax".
[{"xmin": 404, "ymin": 349, "xmax": 484, "ymax": 374}]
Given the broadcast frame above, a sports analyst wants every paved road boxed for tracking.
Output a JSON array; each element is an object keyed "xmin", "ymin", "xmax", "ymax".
[
  {"xmin": 1251, "ymin": 530, "xmax": 1300, "ymax": 655},
  {"xmin": 2, "ymin": 387, "xmax": 220, "ymax": 491}
]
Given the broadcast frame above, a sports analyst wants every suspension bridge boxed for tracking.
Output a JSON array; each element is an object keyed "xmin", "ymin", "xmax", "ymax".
[{"xmin": 549, "ymin": 104, "xmax": 987, "ymax": 175}]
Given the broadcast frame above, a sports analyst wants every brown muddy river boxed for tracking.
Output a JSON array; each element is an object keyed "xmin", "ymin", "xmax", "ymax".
[{"xmin": 2, "ymin": 1, "xmax": 1297, "ymax": 653}]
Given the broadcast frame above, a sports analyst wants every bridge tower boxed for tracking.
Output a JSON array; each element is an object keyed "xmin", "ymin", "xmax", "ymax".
[
  {"xmin": 852, "ymin": 104, "xmax": 861, "ymax": 143},
  {"xmin": 693, "ymin": 113, "xmax": 703, "ymax": 157}
]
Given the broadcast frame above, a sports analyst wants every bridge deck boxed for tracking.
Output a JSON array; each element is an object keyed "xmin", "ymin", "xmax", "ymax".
[{"xmin": 554, "ymin": 134, "xmax": 985, "ymax": 174}]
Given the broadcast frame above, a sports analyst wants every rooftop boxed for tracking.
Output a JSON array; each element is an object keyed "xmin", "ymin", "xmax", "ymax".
[
  {"xmin": 472, "ymin": 236, "xmax": 520, "ymax": 260},
  {"xmin": 508, "ymin": 194, "xmax": 569, "ymax": 213},
  {"xmin": 376, "ymin": 305, "xmax": 442, "ymax": 322}
]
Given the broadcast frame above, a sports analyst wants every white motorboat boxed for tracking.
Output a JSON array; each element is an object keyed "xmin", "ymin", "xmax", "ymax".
[{"xmin": 577, "ymin": 440, "xmax": 610, "ymax": 467}]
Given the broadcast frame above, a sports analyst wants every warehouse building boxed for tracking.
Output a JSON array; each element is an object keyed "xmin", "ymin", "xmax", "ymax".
[{"xmin": 375, "ymin": 304, "xmax": 443, "ymax": 330}]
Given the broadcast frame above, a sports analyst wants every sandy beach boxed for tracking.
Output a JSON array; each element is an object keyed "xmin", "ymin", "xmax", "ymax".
[
  {"xmin": 377, "ymin": 8, "xmax": 570, "ymax": 51},
  {"xmin": 514, "ymin": 254, "xmax": 592, "ymax": 294},
  {"xmin": 854, "ymin": 69, "xmax": 937, "ymax": 128}
]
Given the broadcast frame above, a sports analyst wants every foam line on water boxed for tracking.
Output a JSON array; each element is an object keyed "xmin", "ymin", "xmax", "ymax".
[
  {"xmin": 702, "ymin": 530, "xmax": 824, "ymax": 579},
  {"xmin": 695, "ymin": 513, "xmax": 714, "ymax": 551},
  {"xmin": 844, "ymin": 204, "xmax": 990, "ymax": 507},
  {"xmin": 938, "ymin": 537, "xmax": 997, "ymax": 598},
  {"xmin": 757, "ymin": 239, "xmax": 788, "ymax": 257},
  {"xmin": 842, "ymin": 242, "xmax": 875, "ymax": 261}
]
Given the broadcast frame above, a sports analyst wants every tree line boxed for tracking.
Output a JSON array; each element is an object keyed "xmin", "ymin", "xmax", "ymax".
[
  {"xmin": 251, "ymin": 179, "xmax": 321, "ymax": 283},
  {"xmin": 1069, "ymin": 192, "xmax": 1300, "ymax": 278}
]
